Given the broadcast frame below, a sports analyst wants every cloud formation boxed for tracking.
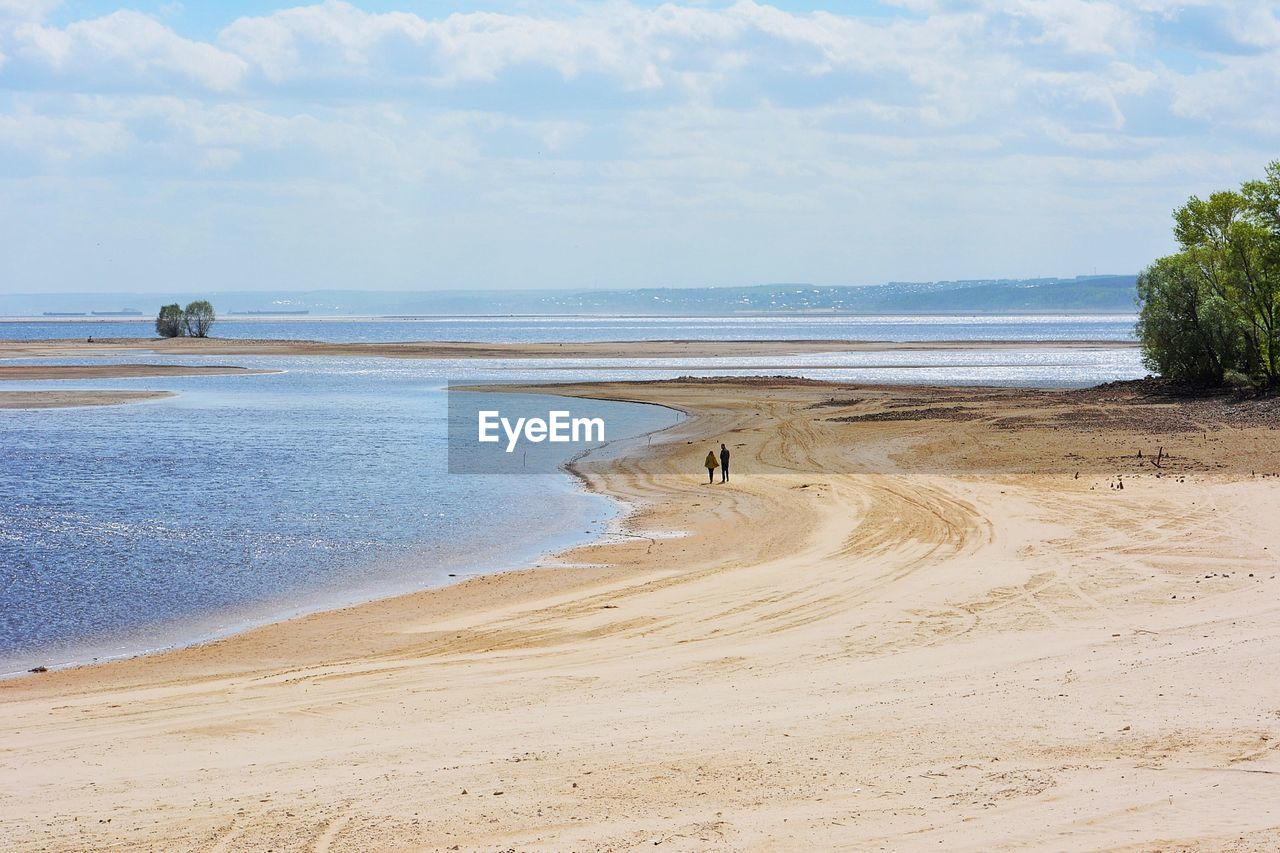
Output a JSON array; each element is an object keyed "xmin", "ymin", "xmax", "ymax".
[{"xmin": 1, "ymin": 0, "xmax": 1279, "ymax": 291}]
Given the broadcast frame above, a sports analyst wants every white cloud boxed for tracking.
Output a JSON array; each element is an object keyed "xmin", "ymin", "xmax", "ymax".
[
  {"xmin": 0, "ymin": 111, "xmax": 131, "ymax": 162},
  {"xmin": 1, "ymin": 0, "xmax": 1270, "ymax": 132},
  {"xmin": 219, "ymin": 0, "xmax": 427, "ymax": 83},
  {"xmin": 12, "ymin": 10, "xmax": 247, "ymax": 91},
  {"xmin": 2, "ymin": 1, "xmax": 1280, "ymax": 290},
  {"xmin": 0, "ymin": 0, "xmax": 60, "ymax": 23},
  {"xmin": 3, "ymin": 2, "xmax": 1275, "ymax": 173},
  {"xmin": 1010, "ymin": 0, "xmax": 1142, "ymax": 55},
  {"xmin": 1217, "ymin": 2, "xmax": 1280, "ymax": 51},
  {"xmin": 218, "ymin": 0, "xmax": 696, "ymax": 88},
  {"xmin": 197, "ymin": 146, "xmax": 240, "ymax": 170}
]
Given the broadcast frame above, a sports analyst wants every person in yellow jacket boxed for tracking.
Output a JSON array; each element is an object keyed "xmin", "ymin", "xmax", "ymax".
[{"xmin": 704, "ymin": 449, "xmax": 718, "ymax": 484}]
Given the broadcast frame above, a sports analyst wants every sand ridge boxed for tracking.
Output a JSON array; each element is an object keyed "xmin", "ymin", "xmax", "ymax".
[
  {"xmin": 1, "ymin": 378, "xmax": 1279, "ymax": 850},
  {"xmin": 0, "ymin": 390, "xmax": 177, "ymax": 409},
  {"xmin": 0, "ymin": 364, "xmax": 274, "ymax": 381},
  {"xmin": 0, "ymin": 363, "xmax": 274, "ymax": 408}
]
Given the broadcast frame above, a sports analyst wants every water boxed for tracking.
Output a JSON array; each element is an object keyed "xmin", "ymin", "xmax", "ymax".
[
  {"xmin": 0, "ymin": 357, "xmax": 679, "ymax": 675},
  {"xmin": 0, "ymin": 313, "xmax": 1138, "ymax": 343},
  {"xmin": 0, "ymin": 316, "xmax": 1145, "ymax": 674}
]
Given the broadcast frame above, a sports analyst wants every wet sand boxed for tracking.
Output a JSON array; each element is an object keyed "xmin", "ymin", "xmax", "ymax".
[
  {"xmin": 0, "ymin": 390, "xmax": 176, "ymax": 409},
  {"xmin": 0, "ymin": 364, "xmax": 272, "ymax": 408},
  {"xmin": 0, "ymin": 364, "xmax": 271, "ymax": 381},
  {"xmin": 2, "ymin": 378, "xmax": 1278, "ymax": 850}
]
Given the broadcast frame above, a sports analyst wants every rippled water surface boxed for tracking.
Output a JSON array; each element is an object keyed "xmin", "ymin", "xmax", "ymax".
[{"xmin": 0, "ymin": 358, "xmax": 678, "ymax": 674}]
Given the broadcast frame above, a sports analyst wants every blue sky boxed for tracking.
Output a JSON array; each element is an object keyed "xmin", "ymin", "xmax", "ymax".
[{"xmin": 2, "ymin": 0, "xmax": 1279, "ymax": 293}]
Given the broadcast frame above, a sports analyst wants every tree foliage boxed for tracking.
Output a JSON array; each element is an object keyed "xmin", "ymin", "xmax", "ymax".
[
  {"xmin": 1138, "ymin": 161, "xmax": 1280, "ymax": 385},
  {"xmin": 155, "ymin": 303, "xmax": 184, "ymax": 338},
  {"xmin": 155, "ymin": 301, "xmax": 216, "ymax": 338},
  {"xmin": 182, "ymin": 300, "xmax": 216, "ymax": 338}
]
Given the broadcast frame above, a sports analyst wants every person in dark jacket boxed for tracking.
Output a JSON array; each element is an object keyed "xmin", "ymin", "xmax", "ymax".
[{"xmin": 719, "ymin": 443, "xmax": 730, "ymax": 483}]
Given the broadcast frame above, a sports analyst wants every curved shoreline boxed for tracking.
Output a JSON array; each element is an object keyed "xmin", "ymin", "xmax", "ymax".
[
  {"xmin": 4, "ymin": 378, "xmax": 1280, "ymax": 849},
  {"xmin": 0, "ymin": 392, "xmax": 685, "ymax": 678}
]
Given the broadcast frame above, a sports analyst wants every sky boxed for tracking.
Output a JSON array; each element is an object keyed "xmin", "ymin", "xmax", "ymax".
[{"xmin": 2, "ymin": 1, "xmax": 1279, "ymax": 293}]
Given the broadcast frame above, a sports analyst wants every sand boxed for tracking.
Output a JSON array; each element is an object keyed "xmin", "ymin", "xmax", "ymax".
[
  {"xmin": 0, "ymin": 390, "xmax": 176, "ymax": 409},
  {"xmin": 0, "ymin": 363, "xmax": 271, "ymax": 408},
  {"xmin": 0, "ymin": 364, "xmax": 272, "ymax": 381},
  {"xmin": 2, "ymin": 378, "xmax": 1279, "ymax": 850},
  {"xmin": 0, "ymin": 336, "xmax": 1137, "ymax": 362}
]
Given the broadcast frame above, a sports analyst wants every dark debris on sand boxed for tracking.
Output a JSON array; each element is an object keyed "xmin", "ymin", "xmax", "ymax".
[{"xmin": 822, "ymin": 378, "xmax": 1280, "ymax": 434}]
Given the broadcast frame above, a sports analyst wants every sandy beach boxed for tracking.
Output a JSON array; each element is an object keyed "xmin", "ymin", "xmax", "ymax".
[{"xmin": 3, "ymin": 377, "xmax": 1279, "ymax": 850}]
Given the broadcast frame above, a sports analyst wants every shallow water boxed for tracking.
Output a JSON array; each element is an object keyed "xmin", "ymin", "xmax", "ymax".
[
  {"xmin": 0, "ymin": 313, "xmax": 1138, "ymax": 343},
  {"xmin": 0, "ymin": 358, "xmax": 678, "ymax": 675}
]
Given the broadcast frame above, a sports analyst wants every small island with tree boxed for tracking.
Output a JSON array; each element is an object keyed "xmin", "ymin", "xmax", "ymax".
[{"xmin": 155, "ymin": 301, "xmax": 216, "ymax": 338}]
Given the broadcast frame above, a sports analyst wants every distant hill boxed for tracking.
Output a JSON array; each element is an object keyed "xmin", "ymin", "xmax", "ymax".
[
  {"xmin": 506, "ymin": 276, "xmax": 1138, "ymax": 315},
  {"xmin": 0, "ymin": 275, "xmax": 1137, "ymax": 317}
]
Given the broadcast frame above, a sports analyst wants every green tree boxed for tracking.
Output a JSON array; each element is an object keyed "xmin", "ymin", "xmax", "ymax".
[
  {"xmin": 155, "ymin": 303, "xmax": 184, "ymax": 338},
  {"xmin": 1137, "ymin": 160, "xmax": 1280, "ymax": 386},
  {"xmin": 1137, "ymin": 255, "xmax": 1233, "ymax": 383},
  {"xmin": 1242, "ymin": 164, "xmax": 1280, "ymax": 382},
  {"xmin": 182, "ymin": 300, "xmax": 216, "ymax": 338}
]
